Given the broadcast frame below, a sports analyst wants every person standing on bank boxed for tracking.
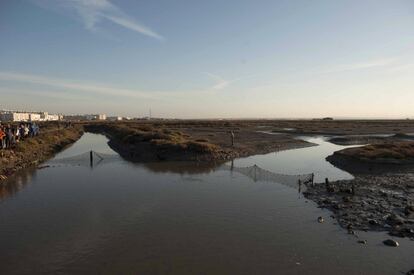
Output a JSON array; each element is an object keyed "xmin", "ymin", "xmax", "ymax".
[{"xmin": 230, "ymin": 131, "xmax": 235, "ymax": 147}]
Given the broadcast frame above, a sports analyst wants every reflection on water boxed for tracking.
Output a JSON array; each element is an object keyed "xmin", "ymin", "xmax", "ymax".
[
  {"xmin": 54, "ymin": 132, "xmax": 118, "ymax": 159},
  {"xmin": 1, "ymin": 133, "xmax": 413, "ymax": 275},
  {"xmin": 0, "ymin": 169, "xmax": 36, "ymax": 200},
  {"xmin": 139, "ymin": 161, "xmax": 222, "ymax": 175},
  {"xmin": 233, "ymin": 136, "xmax": 358, "ymax": 183}
]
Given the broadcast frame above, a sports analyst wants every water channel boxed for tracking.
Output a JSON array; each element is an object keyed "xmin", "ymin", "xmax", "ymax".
[{"xmin": 1, "ymin": 133, "xmax": 413, "ymax": 274}]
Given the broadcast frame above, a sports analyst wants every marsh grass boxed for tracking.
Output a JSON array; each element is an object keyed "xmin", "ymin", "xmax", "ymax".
[
  {"xmin": 86, "ymin": 123, "xmax": 220, "ymax": 156},
  {"xmin": 340, "ymin": 142, "xmax": 414, "ymax": 160}
]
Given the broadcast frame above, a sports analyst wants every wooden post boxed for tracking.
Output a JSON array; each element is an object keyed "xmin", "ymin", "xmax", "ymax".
[
  {"xmin": 90, "ymin": 150, "xmax": 93, "ymax": 168},
  {"xmin": 253, "ymin": 164, "xmax": 257, "ymax": 182}
]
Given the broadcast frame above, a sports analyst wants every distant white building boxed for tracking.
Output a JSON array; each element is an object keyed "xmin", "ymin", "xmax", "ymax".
[
  {"xmin": 0, "ymin": 112, "xmax": 30, "ymax": 122},
  {"xmin": 107, "ymin": 116, "xmax": 123, "ymax": 121},
  {"xmin": 63, "ymin": 114, "xmax": 106, "ymax": 121},
  {"xmin": 85, "ymin": 114, "xmax": 107, "ymax": 121},
  {"xmin": 0, "ymin": 111, "xmax": 61, "ymax": 122},
  {"xmin": 39, "ymin": 112, "xmax": 48, "ymax": 121},
  {"xmin": 29, "ymin": 113, "xmax": 41, "ymax": 121},
  {"xmin": 46, "ymin": 114, "xmax": 60, "ymax": 121}
]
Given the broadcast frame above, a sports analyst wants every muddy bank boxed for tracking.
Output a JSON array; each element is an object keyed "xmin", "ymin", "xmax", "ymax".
[
  {"xmin": 327, "ymin": 153, "xmax": 414, "ymax": 175},
  {"xmin": 328, "ymin": 134, "xmax": 414, "ymax": 146},
  {"xmin": 304, "ymin": 173, "xmax": 414, "ymax": 239},
  {"xmin": 303, "ymin": 139, "xmax": 414, "ymax": 239},
  {"xmin": 85, "ymin": 123, "xmax": 311, "ymax": 162},
  {"xmin": 263, "ymin": 119, "xmax": 414, "ymax": 136},
  {"xmin": 326, "ymin": 141, "xmax": 414, "ymax": 177},
  {"xmin": 0, "ymin": 126, "xmax": 83, "ymax": 181}
]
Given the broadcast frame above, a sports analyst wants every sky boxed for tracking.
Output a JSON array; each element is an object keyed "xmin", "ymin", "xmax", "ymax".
[{"xmin": 1, "ymin": 0, "xmax": 414, "ymax": 119}]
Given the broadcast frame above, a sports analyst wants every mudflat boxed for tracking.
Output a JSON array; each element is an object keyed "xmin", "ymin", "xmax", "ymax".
[
  {"xmin": 84, "ymin": 121, "xmax": 312, "ymax": 162},
  {"xmin": 83, "ymin": 119, "xmax": 414, "ymax": 162}
]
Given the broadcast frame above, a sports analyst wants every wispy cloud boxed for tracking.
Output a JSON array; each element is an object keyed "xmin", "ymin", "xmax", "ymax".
[
  {"xmin": 387, "ymin": 63, "xmax": 414, "ymax": 73},
  {"xmin": 36, "ymin": 0, "xmax": 164, "ymax": 40},
  {"xmin": 204, "ymin": 72, "xmax": 253, "ymax": 90},
  {"xmin": 0, "ymin": 71, "xmax": 220, "ymax": 102},
  {"xmin": 319, "ymin": 57, "xmax": 398, "ymax": 74},
  {"xmin": 204, "ymin": 72, "xmax": 232, "ymax": 90},
  {"xmin": 0, "ymin": 71, "xmax": 167, "ymax": 100},
  {"xmin": 0, "ymin": 87, "xmax": 84, "ymax": 101}
]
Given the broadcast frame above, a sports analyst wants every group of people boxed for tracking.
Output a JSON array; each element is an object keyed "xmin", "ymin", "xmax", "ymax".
[{"xmin": 0, "ymin": 123, "xmax": 40, "ymax": 149}]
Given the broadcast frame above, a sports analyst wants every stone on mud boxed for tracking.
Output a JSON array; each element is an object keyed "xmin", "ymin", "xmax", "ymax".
[{"xmin": 383, "ymin": 239, "xmax": 399, "ymax": 247}]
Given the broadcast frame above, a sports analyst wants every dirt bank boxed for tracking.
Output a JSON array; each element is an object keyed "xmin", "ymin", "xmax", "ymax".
[
  {"xmin": 325, "ymin": 141, "xmax": 414, "ymax": 176},
  {"xmin": 304, "ymin": 139, "xmax": 414, "ymax": 239},
  {"xmin": 328, "ymin": 133, "xmax": 414, "ymax": 146},
  {"xmin": 304, "ymin": 173, "xmax": 414, "ymax": 239},
  {"xmin": 263, "ymin": 119, "xmax": 414, "ymax": 136},
  {"xmin": 84, "ymin": 122, "xmax": 312, "ymax": 162},
  {"xmin": 0, "ymin": 125, "xmax": 83, "ymax": 181},
  {"xmin": 331, "ymin": 141, "xmax": 414, "ymax": 164}
]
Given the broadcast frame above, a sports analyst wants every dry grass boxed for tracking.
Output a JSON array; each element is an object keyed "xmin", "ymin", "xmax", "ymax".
[
  {"xmin": 86, "ymin": 123, "xmax": 220, "ymax": 156},
  {"xmin": 1, "ymin": 125, "xmax": 83, "ymax": 177},
  {"xmin": 339, "ymin": 142, "xmax": 414, "ymax": 160}
]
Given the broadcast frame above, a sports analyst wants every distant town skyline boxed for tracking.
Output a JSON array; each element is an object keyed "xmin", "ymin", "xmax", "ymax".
[{"xmin": 1, "ymin": 0, "xmax": 414, "ymax": 119}]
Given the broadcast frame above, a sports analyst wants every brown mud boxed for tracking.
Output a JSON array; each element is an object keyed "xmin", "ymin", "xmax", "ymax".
[
  {"xmin": 84, "ymin": 122, "xmax": 312, "ymax": 162},
  {"xmin": 305, "ymin": 138, "xmax": 414, "ymax": 239},
  {"xmin": 304, "ymin": 173, "xmax": 414, "ymax": 239}
]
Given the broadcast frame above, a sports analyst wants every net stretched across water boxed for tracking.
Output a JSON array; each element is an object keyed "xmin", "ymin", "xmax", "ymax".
[
  {"xmin": 47, "ymin": 151, "xmax": 314, "ymax": 188},
  {"xmin": 48, "ymin": 151, "xmax": 120, "ymax": 167},
  {"xmin": 220, "ymin": 164, "xmax": 314, "ymax": 188}
]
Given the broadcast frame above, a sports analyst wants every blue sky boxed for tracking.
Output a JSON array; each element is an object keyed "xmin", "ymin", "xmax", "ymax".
[{"xmin": 1, "ymin": 0, "xmax": 414, "ymax": 118}]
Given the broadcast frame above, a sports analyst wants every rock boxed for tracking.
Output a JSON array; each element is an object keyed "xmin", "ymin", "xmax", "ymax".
[
  {"xmin": 404, "ymin": 205, "xmax": 414, "ymax": 215},
  {"xmin": 357, "ymin": 240, "xmax": 367, "ymax": 244},
  {"xmin": 369, "ymin": 219, "xmax": 379, "ymax": 226},
  {"xmin": 340, "ymin": 188, "xmax": 353, "ymax": 194},
  {"xmin": 317, "ymin": 216, "xmax": 324, "ymax": 223},
  {"xmin": 322, "ymin": 198, "xmax": 332, "ymax": 204},
  {"xmin": 406, "ymin": 228, "xmax": 414, "ymax": 234},
  {"xmin": 383, "ymin": 239, "xmax": 399, "ymax": 247},
  {"xmin": 333, "ymin": 203, "xmax": 341, "ymax": 210},
  {"xmin": 379, "ymin": 190, "xmax": 388, "ymax": 197},
  {"xmin": 407, "ymin": 269, "xmax": 414, "ymax": 275},
  {"xmin": 386, "ymin": 213, "xmax": 405, "ymax": 225},
  {"xmin": 327, "ymin": 186, "xmax": 336, "ymax": 193}
]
